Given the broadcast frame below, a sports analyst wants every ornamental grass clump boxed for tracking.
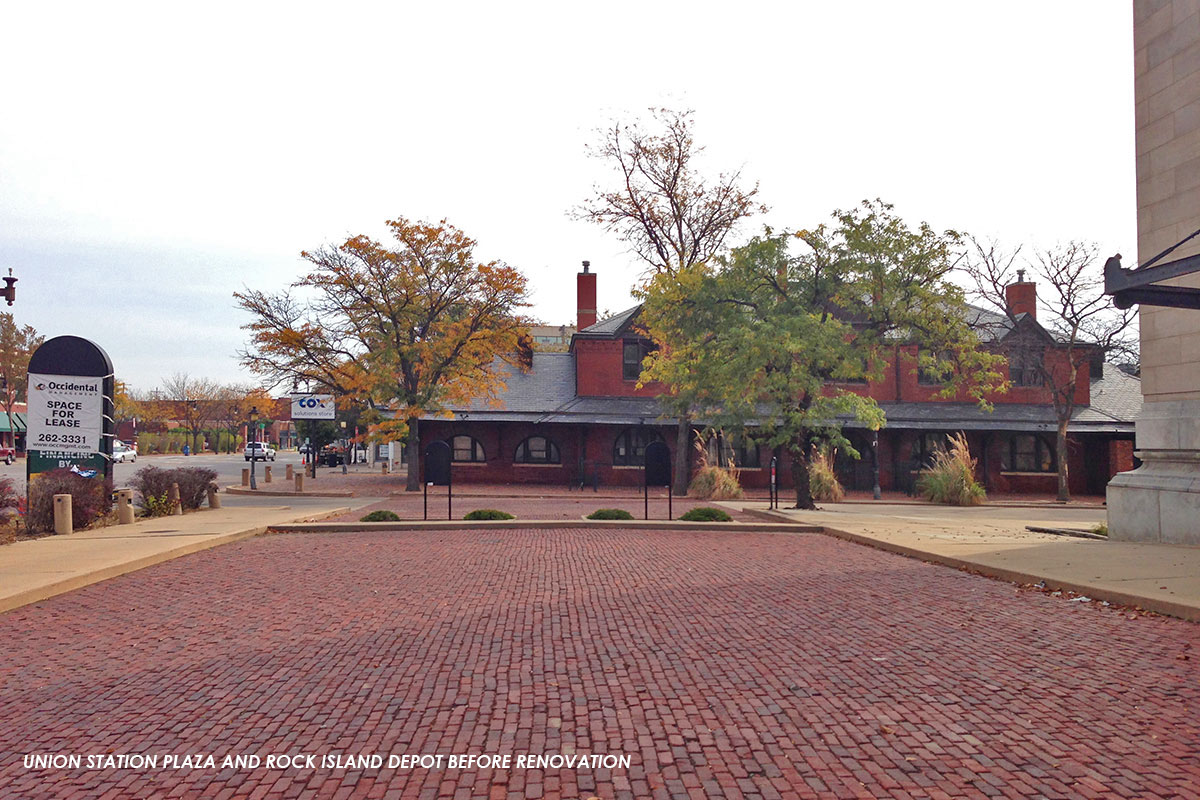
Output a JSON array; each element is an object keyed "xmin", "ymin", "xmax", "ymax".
[
  {"xmin": 916, "ymin": 432, "xmax": 986, "ymax": 506},
  {"xmin": 808, "ymin": 448, "xmax": 845, "ymax": 502},
  {"xmin": 687, "ymin": 466, "xmax": 744, "ymax": 500}
]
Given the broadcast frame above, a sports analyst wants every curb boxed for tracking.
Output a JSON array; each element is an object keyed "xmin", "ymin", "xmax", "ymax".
[
  {"xmin": 815, "ymin": 525, "xmax": 1200, "ymax": 624},
  {"xmin": 267, "ymin": 519, "xmax": 825, "ymax": 534},
  {"xmin": 224, "ymin": 485, "xmax": 355, "ymax": 498}
]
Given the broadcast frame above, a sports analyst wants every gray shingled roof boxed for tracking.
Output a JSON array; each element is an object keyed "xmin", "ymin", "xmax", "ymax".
[
  {"xmin": 447, "ymin": 353, "xmax": 576, "ymax": 419},
  {"xmin": 1071, "ymin": 363, "xmax": 1141, "ymax": 431},
  {"xmin": 573, "ymin": 305, "xmax": 642, "ymax": 339}
]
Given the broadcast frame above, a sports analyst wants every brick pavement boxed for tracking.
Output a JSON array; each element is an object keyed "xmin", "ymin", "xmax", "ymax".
[{"xmin": 2, "ymin": 528, "xmax": 1198, "ymax": 799}]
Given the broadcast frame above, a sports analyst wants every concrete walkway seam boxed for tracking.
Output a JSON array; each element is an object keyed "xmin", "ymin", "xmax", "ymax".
[{"xmin": 223, "ymin": 485, "xmax": 355, "ymax": 498}]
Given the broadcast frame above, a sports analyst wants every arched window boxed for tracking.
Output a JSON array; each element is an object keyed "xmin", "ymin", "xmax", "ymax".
[
  {"xmin": 450, "ymin": 435, "xmax": 486, "ymax": 463},
  {"xmin": 514, "ymin": 435, "xmax": 561, "ymax": 464},
  {"xmin": 1000, "ymin": 434, "xmax": 1055, "ymax": 473},
  {"xmin": 613, "ymin": 428, "xmax": 663, "ymax": 466}
]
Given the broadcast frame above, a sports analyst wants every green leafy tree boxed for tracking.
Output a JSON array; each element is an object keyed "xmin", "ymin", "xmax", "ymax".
[{"xmin": 640, "ymin": 201, "xmax": 1007, "ymax": 509}]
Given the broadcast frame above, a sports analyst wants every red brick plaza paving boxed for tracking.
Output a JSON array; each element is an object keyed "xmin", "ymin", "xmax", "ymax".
[{"xmin": 2, "ymin": 529, "xmax": 1198, "ymax": 800}]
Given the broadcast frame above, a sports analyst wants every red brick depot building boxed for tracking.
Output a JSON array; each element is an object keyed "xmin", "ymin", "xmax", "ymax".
[{"xmin": 411, "ymin": 266, "xmax": 1138, "ymax": 496}]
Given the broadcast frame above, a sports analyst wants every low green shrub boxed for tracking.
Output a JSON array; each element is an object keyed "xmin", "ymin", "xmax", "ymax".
[
  {"xmin": 808, "ymin": 448, "xmax": 845, "ymax": 502},
  {"xmin": 679, "ymin": 507, "xmax": 732, "ymax": 522},
  {"xmin": 916, "ymin": 432, "xmax": 986, "ymax": 506},
  {"xmin": 360, "ymin": 509, "xmax": 400, "ymax": 522},
  {"xmin": 587, "ymin": 508, "xmax": 635, "ymax": 520},
  {"xmin": 687, "ymin": 465, "xmax": 743, "ymax": 500},
  {"xmin": 143, "ymin": 493, "xmax": 174, "ymax": 518},
  {"xmin": 464, "ymin": 509, "xmax": 514, "ymax": 520}
]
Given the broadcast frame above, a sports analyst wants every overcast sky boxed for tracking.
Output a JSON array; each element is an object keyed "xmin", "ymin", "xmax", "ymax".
[{"xmin": 0, "ymin": 1, "xmax": 1135, "ymax": 393}]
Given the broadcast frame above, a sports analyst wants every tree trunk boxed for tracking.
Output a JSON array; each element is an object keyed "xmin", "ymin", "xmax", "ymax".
[
  {"xmin": 791, "ymin": 442, "xmax": 816, "ymax": 510},
  {"xmin": 405, "ymin": 416, "xmax": 421, "ymax": 492},
  {"xmin": 1055, "ymin": 417, "xmax": 1070, "ymax": 503},
  {"xmin": 673, "ymin": 416, "xmax": 690, "ymax": 496}
]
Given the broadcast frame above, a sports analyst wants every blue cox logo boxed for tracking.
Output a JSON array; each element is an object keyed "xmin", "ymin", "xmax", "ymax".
[{"xmin": 297, "ymin": 397, "xmax": 327, "ymax": 409}]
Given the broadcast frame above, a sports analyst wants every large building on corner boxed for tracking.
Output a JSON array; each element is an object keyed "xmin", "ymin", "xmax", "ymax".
[{"xmin": 1107, "ymin": 0, "xmax": 1200, "ymax": 543}]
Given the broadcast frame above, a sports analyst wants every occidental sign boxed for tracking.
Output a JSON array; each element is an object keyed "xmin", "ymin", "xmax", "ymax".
[{"xmin": 27, "ymin": 374, "xmax": 104, "ymax": 455}]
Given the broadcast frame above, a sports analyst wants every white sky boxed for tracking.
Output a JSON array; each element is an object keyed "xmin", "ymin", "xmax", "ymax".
[{"xmin": 0, "ymin": 1, "xmax": 1135, "ymax": 393}]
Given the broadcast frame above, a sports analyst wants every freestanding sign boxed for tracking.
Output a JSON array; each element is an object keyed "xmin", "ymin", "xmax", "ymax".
[
  {"xmin": 26, "ymin": 336, "xmax": 115, "ymax": 494},
  {"xmin": 291, "ymin": 394, "xmax": 335, "ymax": 420},
  {"xmin": 644, "ymin": 440, "xmax": 672, "ymax": 520}
]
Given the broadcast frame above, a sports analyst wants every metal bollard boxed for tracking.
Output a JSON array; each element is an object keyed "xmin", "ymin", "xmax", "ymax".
[
  {"xmin": 53, "ymin": 494, "xmax": 73, "ymax": 535},
  {"xmin": 264, "ymin": 465, "xmax": 272, "ymax": 483},
  {"xmin": 206, "ymin": 484, "xmax": 221, "ymax": 509},
  {"xmin": 169, "ymin": 482, "xmax": 183, "ymax": 515},
  {"xmin": 241, "ymin": 468, "xmax": 250, "ymax": 487},
  {"xmin": 285, "ymin": 464, "xmax": 294, "ymax": 480},
  {"xmin": 294, "ymin": 473, "xmax": 304, "ymax": 493},
  {"xmin": 116, "ymin": 488, "xmax": 135, "ymax": 524}
]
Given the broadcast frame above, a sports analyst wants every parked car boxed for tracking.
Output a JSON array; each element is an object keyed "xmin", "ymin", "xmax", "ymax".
[
  {"xmin": 0, "ymin": 445, "xmax": 13, "ymax": 465},
  {"xmin": 244, "ymin": 442, "xmax": 277, "ymax": 461},
  {"xmin": 112, "ymin": 442, "xmax": 137, "ymax": 463}
]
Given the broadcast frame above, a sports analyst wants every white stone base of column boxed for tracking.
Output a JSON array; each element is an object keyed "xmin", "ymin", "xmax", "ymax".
[{"xmin": 1108, "ymin": 399, "xmax": 1200, "ymax": 544}]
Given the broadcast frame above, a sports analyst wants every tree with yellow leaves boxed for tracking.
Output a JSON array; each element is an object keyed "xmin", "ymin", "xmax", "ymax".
[{"xmin": 236, "ymin": 217, "xmax": 529, "ymax": 490}]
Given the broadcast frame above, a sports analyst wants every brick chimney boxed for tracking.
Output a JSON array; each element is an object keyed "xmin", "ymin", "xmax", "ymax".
[
  {"xmin": 577, "ymin": 261, "xmax": 597, "ymax": 330},
  {"xmin": 1005, "ymin": 269, "xmax": 1037, "ymax": 320}
]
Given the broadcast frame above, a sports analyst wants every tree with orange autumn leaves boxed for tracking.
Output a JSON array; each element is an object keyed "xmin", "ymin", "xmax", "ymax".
[{"xmin": 236, "ymin": 217, "xmax": 530, "ymax": 490}]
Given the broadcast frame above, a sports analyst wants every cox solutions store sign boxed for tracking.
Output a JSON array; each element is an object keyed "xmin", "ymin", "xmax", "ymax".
[{"xmin": 26, "ymin": 336, "xmax": 114, "ymax": 485}]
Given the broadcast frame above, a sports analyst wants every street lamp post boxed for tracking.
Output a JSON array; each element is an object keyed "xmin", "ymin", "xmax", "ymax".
[{"xmin": 249, "ymin": 406, "xmax": 259, "ymax": 490}]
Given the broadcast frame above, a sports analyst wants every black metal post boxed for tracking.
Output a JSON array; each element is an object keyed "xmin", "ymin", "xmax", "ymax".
[
  {"xmin": 644, "ymin": 482, "xmax": 648, "ymax": 521},
  {"xmin": 872, "ymin": 432, "xmax": 881, "ymax": 500},
  {"xmin": 249, "ymin": 416, "xmax": 258, "ymax": 491},
  {"xmin": 423, "ymin": 482, "xmax": 428, "ymax": 521},
  {"xmin": 447, "ymin": 477, "xmax": 453, "ymax": 521},
  {"xmin": 668, "ymin": 482, "xmax": 672, "ymax": 520}
]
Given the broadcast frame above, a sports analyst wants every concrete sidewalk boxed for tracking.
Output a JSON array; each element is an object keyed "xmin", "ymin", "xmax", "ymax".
[
  {"xmin": 0, "ymin": 502, "xmax": 351, "ymax": 614},
  {"xmin": 738, "ymin": 500, "xmax": 1200, "ymax": 622}
]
